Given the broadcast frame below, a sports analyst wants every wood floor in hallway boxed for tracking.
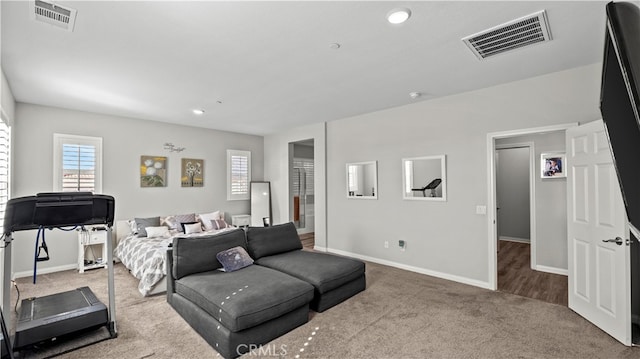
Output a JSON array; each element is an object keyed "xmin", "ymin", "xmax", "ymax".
[
  {"xmin": 498, "ymin": 240, "xmax": 568, "ymax": 306},
  {"xmin": 299, "ymin": 232, "xmax": 315, "ymax": 249}
]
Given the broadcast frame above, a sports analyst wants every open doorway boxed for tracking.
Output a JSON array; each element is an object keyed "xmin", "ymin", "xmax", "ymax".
[
  {"xmin": 289, "ymin": 139, "xmax": 315, "ymax": 249},
  {"xmin": 489, "ymin": 124, "xmax": 572, "ymax": 306}
]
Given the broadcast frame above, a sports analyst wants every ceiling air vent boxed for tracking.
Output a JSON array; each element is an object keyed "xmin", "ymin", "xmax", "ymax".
[
  {"xmin": 30, "ymin": 0, "xmax": 77, "ymax": 32},
  {"xmin": 462, "ymin": 10, "xmax": 552, "ymax": 60}
]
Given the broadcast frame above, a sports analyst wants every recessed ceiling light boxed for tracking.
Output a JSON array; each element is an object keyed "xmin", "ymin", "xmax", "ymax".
[
  {"xmin": 409, "ymin": 92, "xmax": 421, "ymax": 99},
  {"xmin": 387, "ymin": 8, "xmax": 411, "ymax": 24},
  {"xmin": 192, "ymin": 109, "xmax": 205, "ymax": 115},
  {"xmin": 329, "ymin": 43, "xmax": 341, "ymax": 50}
]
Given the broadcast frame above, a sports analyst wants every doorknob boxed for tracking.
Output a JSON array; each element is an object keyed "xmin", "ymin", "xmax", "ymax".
[{"xmin": 602, "ymin": 237, "xmax": 624, "ymax": 245}]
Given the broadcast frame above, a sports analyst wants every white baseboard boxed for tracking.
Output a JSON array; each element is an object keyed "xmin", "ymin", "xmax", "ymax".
[
  {"xmin": 13, "ymin": 263, "xmax": 78, "ymax": 279},
  {"xmin": 313, "ymin": 246, "xmax": 327, "ymax": 252},
  {"xmin": 326, "ymin": 248, "xmax": 492, "ymax": 290},
  {"xmin": 535, "ymin": 265, "xmax": 568, "ymax": 276},
  {"xmin": 499, "ymin": 236, "xmax": 530, "ymax": 243}
]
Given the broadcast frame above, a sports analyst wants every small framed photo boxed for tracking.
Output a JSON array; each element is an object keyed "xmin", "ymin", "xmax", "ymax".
[{"xmin": 541, "ymin": 153, "xmax": 566, "ymax": 178}]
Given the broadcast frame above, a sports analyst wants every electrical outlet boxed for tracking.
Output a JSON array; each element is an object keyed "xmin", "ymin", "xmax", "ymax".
[{"xmin": 384, "ymin": 241, "xmax": 389, "ymax": 248}]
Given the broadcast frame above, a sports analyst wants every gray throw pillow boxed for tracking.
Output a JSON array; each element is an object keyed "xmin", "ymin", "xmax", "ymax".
[
  {"xmin": 135, "ymin": 216, "xmax": 160, "ymax": 237},
  {"xmin": 216, "ymin": 246, "xmax": 254, "ymax": 272}
]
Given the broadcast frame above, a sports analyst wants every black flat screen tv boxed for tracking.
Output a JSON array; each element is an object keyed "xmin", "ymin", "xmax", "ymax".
[{"xmin": 600, "ymin": 1, "xmax": 640, "ymax": 233}]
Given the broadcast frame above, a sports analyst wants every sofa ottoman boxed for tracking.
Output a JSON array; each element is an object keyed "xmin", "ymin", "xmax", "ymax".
[{"xmin": 246, "ymin": 222, "xmax": 366, "ymax": 312}]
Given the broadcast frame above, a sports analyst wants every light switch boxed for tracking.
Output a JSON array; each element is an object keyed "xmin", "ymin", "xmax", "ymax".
[{"xmin": 476, "ymin": 205, "xmax": 487, "ymax": 215}]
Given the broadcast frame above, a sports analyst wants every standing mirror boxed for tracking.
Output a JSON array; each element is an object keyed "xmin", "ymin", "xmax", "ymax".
[
  {"xmin": 346, "ymin": 161, "xmax": 378, "ymax": 199},
  {"xmin": 250, "ymin": 181, "xmax": 272, "ymax": 226},
  {"xmin": 402, "ymin": 155, "xmax": 446, "ymax": 201}
]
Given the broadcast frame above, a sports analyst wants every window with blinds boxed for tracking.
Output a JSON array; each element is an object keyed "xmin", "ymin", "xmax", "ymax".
[
  {"xmin": 53, "ymin": 134, "xmax": 102, "ymax": 193},
  {"xmin": 62, "ymin": 144, "xmax": 96, "ymax": 192},
  {"xmin": 292, "ymin": 158, "xmax": 314, "ymax": 195},
  {"xmin": 0, "ymin": 120, "xmax": 10, "ymax": 236},
  {"xmin": 227, "ymin": 150, "xmax": 251, "ymax": 200}
]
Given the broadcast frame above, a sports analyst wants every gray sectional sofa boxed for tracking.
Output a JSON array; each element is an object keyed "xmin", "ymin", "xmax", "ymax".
[{"xmin": 166, "ymin": 222, "xmax": 366, "ymax": 358}]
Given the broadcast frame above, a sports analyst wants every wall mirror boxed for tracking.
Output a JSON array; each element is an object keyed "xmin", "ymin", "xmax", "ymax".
[
  {"xmin": 250, "ymin": 181, "xmax": 272, "ymax": 226},
  {"xmin": 346, "ymin": 161, "xmax": 378, "ymax": 199},
  {"xmin": 402, "ymin": 155, "xmax": 446, "ymax": 201}
]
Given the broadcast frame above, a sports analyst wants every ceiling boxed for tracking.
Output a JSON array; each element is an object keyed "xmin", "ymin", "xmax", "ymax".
[{"xmin": 1, "ymin": 1, "xmax": 609, "ymax": 136}]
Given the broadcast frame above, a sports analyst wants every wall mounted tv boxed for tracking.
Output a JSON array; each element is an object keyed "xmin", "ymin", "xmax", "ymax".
[{"xmin": 600, "ymin": 1, "xmax": 640, "ymax": 233}]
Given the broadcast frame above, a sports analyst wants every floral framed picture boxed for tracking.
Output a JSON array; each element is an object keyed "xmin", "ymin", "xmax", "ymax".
[
  {"xmin": 140, "ymin": 155, "xmax": 167, "ymax": 187},
  {"xmin": 541, "ymin": 153, "xmax": 566, "ymax": 178},
  {"xmin": 181, "ymin": 158, "xmax": 204, "ymax": 187}
]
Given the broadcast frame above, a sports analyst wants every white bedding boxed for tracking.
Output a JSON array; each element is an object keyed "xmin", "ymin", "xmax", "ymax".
[{"xmin": 114, "ymin": 227, "xmax": 234, "ymax": 296}]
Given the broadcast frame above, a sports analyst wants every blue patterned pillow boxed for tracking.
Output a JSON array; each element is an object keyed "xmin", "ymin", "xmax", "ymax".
[{"xmin": 216, "ymin": 246, "xmax": 254, "ymax": 272}]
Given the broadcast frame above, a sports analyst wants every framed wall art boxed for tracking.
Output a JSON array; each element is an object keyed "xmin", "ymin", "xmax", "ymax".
[
  {"xmin": 140, "ymin": 155, "xmax": 167, "ymax": 187},
  {"xmin": 541, "ymin": 153, "xmax": 566, "ymax": 178},
  {"xmin": 181, "ymin": 158, "xmax": 204, "ymax": 187}
]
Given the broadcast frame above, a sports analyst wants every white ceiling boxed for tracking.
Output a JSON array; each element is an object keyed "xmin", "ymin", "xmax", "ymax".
[{"xmin": 1, "ymin": 1, "xmax": 609, "ymax": 136}]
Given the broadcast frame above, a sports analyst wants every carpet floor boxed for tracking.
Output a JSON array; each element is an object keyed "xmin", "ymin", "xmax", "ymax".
[{"xmin": 8, "ymin": 261, "xmax": 640, "ymax": 359}]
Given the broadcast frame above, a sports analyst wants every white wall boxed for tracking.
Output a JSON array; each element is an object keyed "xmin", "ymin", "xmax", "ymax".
[
  {"xmin": 264, "ymin": 122, "xmax": 326, "ymax": 249},
  {"xmin": 1, "ymin": 69, "xmax": 15, "ymax": 125},
  {"xmin": 324, "ymin": 64, "xmax": 601, "ymax": 287},
  {"xmin": 11, "ymin": 103, "xmax": 263, "ymax": 275}
]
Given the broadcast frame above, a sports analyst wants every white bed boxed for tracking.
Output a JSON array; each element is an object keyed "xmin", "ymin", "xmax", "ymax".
[{"xmin": 114, "ymin": 217, "xmax": 234, "ymax": 296}]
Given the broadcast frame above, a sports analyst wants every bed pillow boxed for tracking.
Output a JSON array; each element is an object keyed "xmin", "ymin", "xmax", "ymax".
[
  {"xmin": 127, "ymin": 219, "xmax": 138, "ymax": 235},
  {"xmin": 161, "ymin": 216, "xmax": 179, "ymax": 231},
  {"xmin": 163, "ymin": 213, "xmax": 197, "ymax": 232},
  {"xmin": 216, "ymin": 246, "xmax": 254, "ymax": 272},
  {"xmin": 183, "ymin": 222, "xmax": 203, "ymax": 235},
  {"xmin": 135, "ymin": 217, "xmax": 160, "ymax": 237},
  {"xmin": 198, "ymin": 211, "xmax": 222, "ymax": 231},
  {"xmin": 145, "ymin": 226, "xmax": 170, "ymax": 238},
  {"xmin": 211, "ymin": 219, "xmax": 230, "ymax": 230}
]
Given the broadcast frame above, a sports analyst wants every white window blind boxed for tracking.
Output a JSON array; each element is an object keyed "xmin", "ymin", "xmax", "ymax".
[
  {"xmin": 53, "ymin": 134, "xmax": 102, "ymax": 193},
  {"xmin": 292, "ymin": 158, "xmax": 314, "ymax": 195},
  {"xmin": 227, "ymin": 150, "xmax": 251, "ymax": 200},
  {"xmin": 62, "ymin": 144, "xmax": 96, "ymax": 192},
  {"xmin": 0, "ymin": 120, "xmax": 10, "ymax": 236}
]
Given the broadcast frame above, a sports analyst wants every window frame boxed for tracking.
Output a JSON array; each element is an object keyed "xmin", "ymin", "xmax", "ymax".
[
  {"xmin": 227, "ymin": 149, "xmax": 251, "ymax": 201},
  {"xmin": 53, "ymin": 133, "xmax": 103, "ymax": 193}
]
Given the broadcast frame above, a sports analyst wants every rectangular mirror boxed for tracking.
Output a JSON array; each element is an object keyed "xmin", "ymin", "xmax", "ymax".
[
  {"xmin": 346, "ymin": 161, "xmax": 377, "ymax": 199},
  {"xmin": 250, "ymin": 181, "xmax": 272, "ymax": 226},
  {"xmin": 402, "ymin": 155, "xmax": 446, "ymax": 201}
]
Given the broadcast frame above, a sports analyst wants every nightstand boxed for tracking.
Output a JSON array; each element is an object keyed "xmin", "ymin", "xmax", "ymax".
[
  {"xmin": 78, "ymin": 228, "xmax": 109, "ymax": 273},
  {"xmin": 231, "ymin": 214, "xmax": 251, "ymax": 228}
]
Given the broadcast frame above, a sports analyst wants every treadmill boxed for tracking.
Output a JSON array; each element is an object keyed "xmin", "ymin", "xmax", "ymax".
[{"xmin": 1, "ymin": 192, "xmax": 117, "ymax": 353}]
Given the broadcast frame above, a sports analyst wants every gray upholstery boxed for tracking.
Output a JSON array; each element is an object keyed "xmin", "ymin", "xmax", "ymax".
[
  {"xmin": 172, "ymin": 228, "xmax": 246, "ymax": 280},
  {"xmin": 169, "ymin": 293, "xmax": 309, "ymax": 359},
  {"xmin": 255, "ymin": 250, "xmax": 364, "ymax": 293},
  {"xmin": 175, "ymin": 265, "xmax": 313, "ymax": 332},
  {"xmin": 245, "ymin": 222, "xmax": 302, "ymax": 259},
  {"xmin": 166, "ymin": 223, "xmax": 366, "ymax": 358},
  {"xmin": 312, "ymin": 275, "xmax": 366, "ymax": 312}
]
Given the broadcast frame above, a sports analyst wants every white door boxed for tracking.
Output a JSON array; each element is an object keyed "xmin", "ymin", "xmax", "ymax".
[{"xmin": 566, "ymin": 119, "xmax": 631, "ymax": 345}]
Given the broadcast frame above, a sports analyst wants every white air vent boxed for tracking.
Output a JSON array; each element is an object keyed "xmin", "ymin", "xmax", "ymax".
[
  {"xmin": 462, "ymin": 10, "xmax": 552, "ymax": 60},
  {"xmin": 30, "ymin": 0, "xmax": 77, "ymax": 32}
]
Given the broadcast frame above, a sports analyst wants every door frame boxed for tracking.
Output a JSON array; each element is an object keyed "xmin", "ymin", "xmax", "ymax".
[
  {"xmin": 486, "ymin": 122, "xmax": 578, "ymax": 290},
  {"xmin": 495, "ymin": 142, "xmax": 535, "ymax": 268}
]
